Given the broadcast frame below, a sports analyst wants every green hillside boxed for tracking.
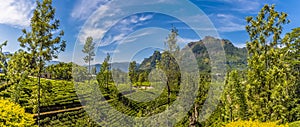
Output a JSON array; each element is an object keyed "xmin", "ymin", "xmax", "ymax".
[{"xmin": 138, "ymin": 36, "xmax": 248, "ymax": 72}]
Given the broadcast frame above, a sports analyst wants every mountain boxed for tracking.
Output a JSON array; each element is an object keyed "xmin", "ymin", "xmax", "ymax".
[
  {"xmin": 187, "ymin": 36, "xmax": 248, "ymax": 71},
  {"xmin": 111, "ymin": 62, "xmax": 131, "ymax": 72},
  {"xmin": 138, "ymin": 51, "xmax": 161, "ymax": 70},
  {"xmin": 138, "ymin": 36, "xmax": 248, "ymax": 72}
]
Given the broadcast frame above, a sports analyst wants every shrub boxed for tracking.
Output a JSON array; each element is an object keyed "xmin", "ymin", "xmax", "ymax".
[
  {"xmin": 224, "ymin": 120, "xmax": 288, "ymax": 127},
  {"xmin": 0, "ymin": 99, "xmax": 36, "ymax": 126},
  {"xmin": 289, "ymin": 121, "xmax": 300, "ymax": 127}
]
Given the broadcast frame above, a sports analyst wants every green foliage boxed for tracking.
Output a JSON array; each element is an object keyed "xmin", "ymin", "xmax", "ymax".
[
  {"xmin": 97, "ymin": 53, "xmax": 112, "ymax": 87},
  {"xmin": 289, "ymin": 121, "xmax": 300, "ymax": 127},
  {"xmin": 138, "ymin": 50, "xmax": 161, "ymax": 70},
  {"xmin": 245, "ymin": 4, "xmax": 297, "ymax": 123},
  {"xmin": 0, "ymin": 41, "xmax": 8, "ymax": 74},
  {"xmin": 225, "ymin": 120, "xmax": 288, "ymax": 127},
  {"xmin": 165, "ymin": 26, "xmax": 180, "ymax": 53},
  {"xmin": 18, "ymin": 0, "xmax": 66, "ymax": 69},
  {"xmin": 138, "ymin": 71, "xmax": 148, "ymax": 86},
  {"xmin": 46, "ymin": 62, "xmax": 73, "ymax": 80},
  {"xmin": 40, "ymin": 109, "xmax": 99, "ymax": 127},
  {"xmin": 7, "ymin": 51, "xmax": 33, "ymax": 103},
  {"xmin": 221, "ymin": 70, "xmax": 247, "ymax": 122},
  {"xmin": 17, "ymin": 0, "xmax": 66, "ymax": 125},
  {"xmin": 0, "ymin": 99, "xmax": 36, "ymax": 127},
  {"xmin": 187, "ymin": 37, "xmax": 248, "ymax": 72},
  {"xmin": 72, "ymin": 64, "xmax": 89, "ymax": 82},
  {"xmin": 128, "ymin": 61, "xmax": 138, "ymax": 84},
  {"xmin": 82, "ymin": 36, "xmax": 95, "ymax": 74}
]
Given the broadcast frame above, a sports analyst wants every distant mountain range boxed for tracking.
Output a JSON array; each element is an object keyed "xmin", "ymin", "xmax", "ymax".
[
  {"xmin": 91, "ymin": 62, "xmax": 133, "ymax": 73},
  {"xmin": 138, "ymin": 36, "xmax": 248, "ymax": 73},
  {"xmin": 45, "ymin": 37, "xmax": 248, "ymax": 73}
]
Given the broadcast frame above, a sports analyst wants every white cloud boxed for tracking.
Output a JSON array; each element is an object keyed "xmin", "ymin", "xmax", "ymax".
[
  {"xmin": 177, "ymin": 37, "xmax": 200, "ymax": 44},
  {"xmin": 0, "ymin": 0, "xmax": 35, "ymax": 28},
  {"xmin": 79, "ymin": 12, "xmax": 154, "ymax": 47},
  {"xmin": 121, "ymin": 31, "xmax": 153, "ymax": 44},
  {"xmin": 214, "ymin": 0, "xmax": 271, "ymax": 13},
  {"xmin": 71, "ymin": 0, "xmax": 110, "ymax": 20},
  {"xmin": 213, "ymin": 14, "xmax": 245, "ymax": 32},
  {"xmin": 102, "ymin": 49, "xmax": 120, "ymax": 54},
  {"xmin": 200, "ymin": 0, "xmax": 275, "ymax": 13},
  {"xmin": 233, "ymin": 43, "xmax": 246, "ymax": 48},
  {"xmin": 227, "ymin": 0, "xmax": 260, "ymax": 12}
]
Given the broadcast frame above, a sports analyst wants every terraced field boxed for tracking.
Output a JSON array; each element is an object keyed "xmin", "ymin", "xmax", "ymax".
[{"xmin": 0, "ymin": 76, "xmax": 175, "ymax": 126}]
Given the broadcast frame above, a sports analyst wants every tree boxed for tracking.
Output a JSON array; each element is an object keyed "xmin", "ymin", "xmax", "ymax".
[
  {"xmin": 17, "ymin": 0, "xmax": 66, "ymax": 126},
  {"xmin": 0, "ymin": 41, "xmax": 8, "ymax": 82},
  {"xmin": 0, "ymin": 41, "xmax": 7, "ymax": 70},
  {"xmin": 82, "ymin": 36, "xmax": 96, "ymax": 74},
  {"xmin": 245, "ymin": 4, "xmax": 297, "ymax": 123},
  {"xmin": 128, "ymin": 61, "xmax": 137, "ymax": 85},
  {"xmin": 92, "ymin": 66, "xmax": 97, "ymax": 75},
  {"xmin": 221, "ymin": 70, "xmax": 247, "ymax": 123},
  {"xmin": 138, "ymin": 71, "xmax": 147, "ymax": 86},
  {"xmin": 161, "ymin": 26, "xmax": 181, "ymax": 105},
  {"xmin": 282, "ymin": 27, "xmax": 300, "ymax": 122},
  {"xmin": 73, "ymin": 63, "xmax": 89, "ymax": 82},
  {"xmin": 97, "ymin": 53, "xmax": 111, "ymax": 88},
  {"xmin": 45, "ymin": 62, "xmax": 73, "ymax": 80},
  {"xmin": 164, "ymin": 25, "xmax": 180, "ymax": 53},
  {"xmin": 7, "ymin": 51, "xmax": 32, "ymax": 103},
  {"xmin": 0, "ymin": 99, "xmax": 36, "ymax": 127}
]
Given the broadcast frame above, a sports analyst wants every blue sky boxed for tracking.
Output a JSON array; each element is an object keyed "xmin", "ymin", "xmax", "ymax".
[{"xmin": 0, "ymin": 0, "xmax": 299, "ymax": 64}]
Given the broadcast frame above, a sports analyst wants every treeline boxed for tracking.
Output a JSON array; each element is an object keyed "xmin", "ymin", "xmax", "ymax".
[{"xmin": 183, "ymin": 5, "xmax": 300, "ymax": 126}]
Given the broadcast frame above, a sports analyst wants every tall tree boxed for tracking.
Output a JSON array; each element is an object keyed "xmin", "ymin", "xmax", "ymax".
[
  {"xmin": 0, "ymin": 41, "xmax": 8, "ymax": 81},
  {"xmin": 282, "ymin": 27, "xmax": 300, "ymax": 121},
  {"xmin": 82, "ymin": 36, "xmax": 95, "ymax": 74},
  {"xmin": 161, "ymin": 26, "xmax": 181, "ymax": 105},
  {"xmin": 128, "ymin": 61, "xmax": 137, "ymax": 84},
  {"xmin": 245, "ymin": 4, "xmax": 296, "ymax": 123},
  {"xmin": 164, "ymin": 26, "xmax": 180, "ymax": 53},
  {"xmin": 7, "ymin": 51, "xmax": 32, "ymax": 103},
  {"xmin": 128, "ymin": 61, "xmax": 137, "ymax": 91},
  {"xmin": 17, "ymin": 0, "xmax": 66, "ymax": 126},
  {"xmin": 0, "ymin": 41, "xmax": 7, "ymax": 68},
  {"xmin": 97, "ymin": 53, "xmax": 111, "ymax": 88},
  {"xmin": 221, "ymin": 70, "xmax": 247, "ymax": 123}
]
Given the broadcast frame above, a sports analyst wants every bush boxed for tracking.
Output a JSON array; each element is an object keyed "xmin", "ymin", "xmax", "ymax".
[
  {"xmin": 0, "ymin": 99, "xmax": 36, "ymax": 126},
  {"xmin": 224, "ymin": 121, "xmax": 288, "ymax": 127},
  {"xmin": 289, "ymin": 121, "xmax": 300, "ymax": 127}
]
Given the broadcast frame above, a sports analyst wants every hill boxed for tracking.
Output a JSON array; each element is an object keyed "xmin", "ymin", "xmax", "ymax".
[{"xmin": 138, "ymin": 36, "xmax": 247, "ymax": 72}]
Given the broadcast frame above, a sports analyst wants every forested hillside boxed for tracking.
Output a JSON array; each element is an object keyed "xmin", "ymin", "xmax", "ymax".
[{"xmin": 139, "ymin": 36, "xmax": 248, "ymax": 73}]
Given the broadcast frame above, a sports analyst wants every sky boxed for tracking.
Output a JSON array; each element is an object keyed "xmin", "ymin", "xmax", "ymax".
[{"xmin": 0, "ymin": 0, "xmax": 299, "ymax": 64}]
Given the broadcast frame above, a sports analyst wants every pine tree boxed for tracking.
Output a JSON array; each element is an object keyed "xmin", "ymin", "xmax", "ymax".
[
  {"xmin": 82, "ymin": 36, "xmax": 95, "ymax": 74},
  {"xmin": 17, "ymin": 0, "xmax": 66, "ymax": 126},
  {"xmin": 128, "ymin": 61, "xmax": 137, "ymax": 85},
  {"xmin": 161, "ymin": 26, "xmax": 181, "ymax": 105},
  {"xmin": 97, "ymin": 53, "xmax": 111, "ymax": 88},
  {"xmin": 165, "ymin": 26, "xmax": 180, "ymax": 53}
]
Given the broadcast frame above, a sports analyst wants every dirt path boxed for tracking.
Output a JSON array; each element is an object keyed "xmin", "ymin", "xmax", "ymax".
[{"xmin": 33, "ymin": 106, "xmax": 85, "ymax": 117}]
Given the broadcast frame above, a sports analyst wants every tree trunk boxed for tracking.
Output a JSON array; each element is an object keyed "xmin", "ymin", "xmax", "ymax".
[{"xmin": 37, "ymin": 57, "xmax": 42, "ymax": 127}]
